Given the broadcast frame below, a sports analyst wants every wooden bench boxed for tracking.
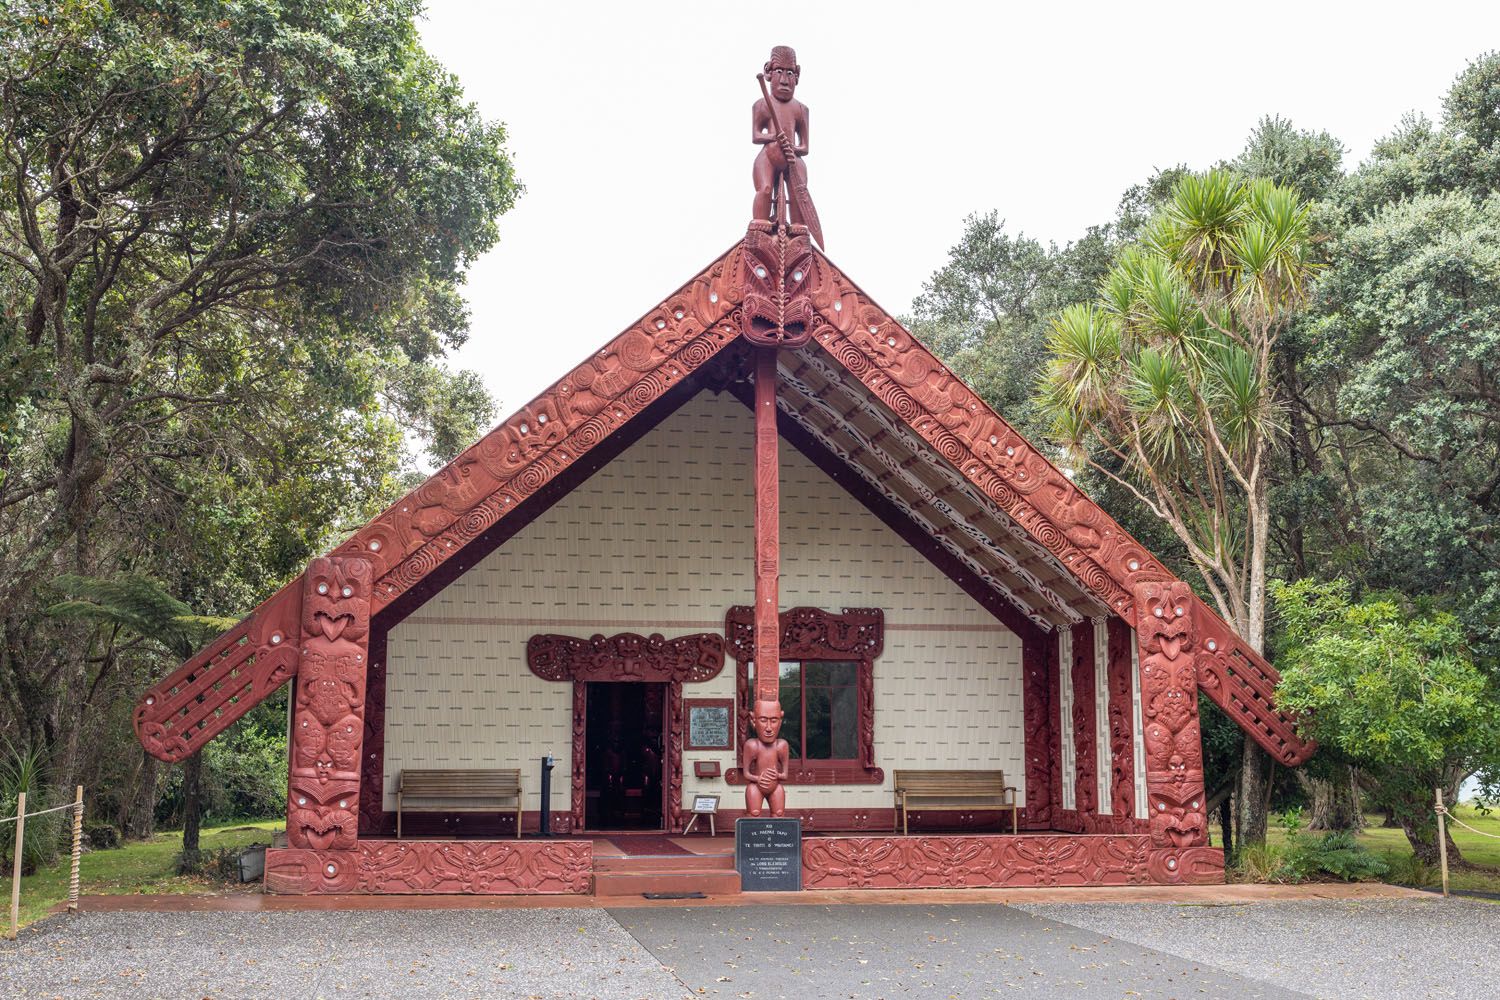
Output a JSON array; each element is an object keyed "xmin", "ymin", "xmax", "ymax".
[
  {"xmin": 396, "ymin": 768, "xmax": 523, "ymax": 839},
  {"xmin": 892, "ymin": 769, "xmax": 1018, "ymax": 835}
]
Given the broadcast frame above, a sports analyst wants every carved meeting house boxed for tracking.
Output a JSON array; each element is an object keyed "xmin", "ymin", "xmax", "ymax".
[{"xmin": 133, "ymin": 49, "xmax": 1312, "ymax": 895}]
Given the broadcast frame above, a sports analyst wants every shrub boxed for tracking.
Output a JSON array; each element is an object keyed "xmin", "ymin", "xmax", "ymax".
[
  {"xmin": 0, "ymin": 740, "xmax": 64, "ymax": 875},
  {"xmin": 82, "ymin": 820, "xmax": 121, "ymax": 850},
  {"xmin": 1280, "ymin": 831, "xmax": 1390, "ymax": 882}
]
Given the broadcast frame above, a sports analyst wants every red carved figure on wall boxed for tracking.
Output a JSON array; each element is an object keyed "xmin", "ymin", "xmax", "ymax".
[
  {"xmin": 1135, "ymin": 581, "xmax": 1207, "ymax": 849},
  {"xmin": 743, "ymin": 699, "xmax": 789, "ymax": 816},
  {"xmin": 288, "ymin": 557, "xmax": 371, "ymax": 852}
]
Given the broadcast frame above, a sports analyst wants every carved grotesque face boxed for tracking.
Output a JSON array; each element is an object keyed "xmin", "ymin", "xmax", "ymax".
[
  {"xmin": 303, "ymin": 557, "xmax": 370, "ymax": 643},
  {"xmin": 765, "ymin": 47, "xmax": 798, "ymax": 102},
  {"xmin": 752, "ymin": 699, "xmax": 783, "ymax": 743}
]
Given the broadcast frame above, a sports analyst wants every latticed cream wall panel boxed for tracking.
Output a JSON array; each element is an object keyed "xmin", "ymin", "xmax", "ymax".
[{"xmin": 384, "ymin": 389, "xmax": 1024, "ymax": 816}]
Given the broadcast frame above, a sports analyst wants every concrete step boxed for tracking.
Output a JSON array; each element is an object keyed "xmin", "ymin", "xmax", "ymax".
[
  {"xmin": 592, "ymin": 868, "xmax": 742, "ymax": 897},
  {"xmin": 594, "ymin": 853, "xmax": 735, "ymax": 873}
]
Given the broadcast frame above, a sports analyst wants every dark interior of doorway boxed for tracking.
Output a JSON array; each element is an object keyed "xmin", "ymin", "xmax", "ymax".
[{"xmin": 585, "ymin": 681, "xmax": 665, "ymax": 830}]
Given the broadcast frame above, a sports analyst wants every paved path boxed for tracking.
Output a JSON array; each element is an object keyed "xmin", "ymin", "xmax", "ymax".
[
  {"xmin": 3, "ymin": 895, "xmax": 1494, "ymax": 998},
  {"xmin": 614, "ymin": 901, "xmax": 1309, "ymax": 998},
  {"xmin": 1018, "ymin": 897, "xmax": 1500, "ymax": 1000}
]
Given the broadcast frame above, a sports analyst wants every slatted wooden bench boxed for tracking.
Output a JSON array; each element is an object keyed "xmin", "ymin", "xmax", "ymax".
[
  {"xmin": 892, "ymin": 769, "xmax": 1018, "ymax": 836},
  {"xmin": 396, "ymin": 768, "xmax": 523, "ymax": 839}
]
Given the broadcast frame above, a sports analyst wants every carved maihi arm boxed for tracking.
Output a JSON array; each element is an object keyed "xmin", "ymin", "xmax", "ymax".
[
  {"xmin": 1193, "ymin": 595, "xmax": 1315, "ymax": 766},
  {"xmin": 133, "ymin": 580, "xmax": 303, "ymax": 762}
]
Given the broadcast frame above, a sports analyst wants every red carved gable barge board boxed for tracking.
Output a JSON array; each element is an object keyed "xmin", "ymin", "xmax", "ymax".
[
  {"xmin": 134, "ymin": 238, "xmax": 1312, "ymax": 771},
  {"xmin": 134, "ymin": 245, "xmax": 745, "ymax": 762},
  {"xmin": 800, "ymin": 251, "xmax": 1311, "ymax": 766}
]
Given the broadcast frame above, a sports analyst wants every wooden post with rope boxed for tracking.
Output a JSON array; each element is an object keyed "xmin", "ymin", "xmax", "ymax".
[
  {"xmin": 8, "ymin": 790, "xmax": 23, "ymax": 940},
  {"xmin": 1435, "ymin": 786, "xmax": 1450, "ymax": 898},
  {"xmin": 68, "ymin": 786, "xmax": 83, "ymax": 913}
]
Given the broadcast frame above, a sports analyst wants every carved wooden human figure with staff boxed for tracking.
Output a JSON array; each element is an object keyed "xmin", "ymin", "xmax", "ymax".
[{"xmin": 751, "ymin": 45, "xmax": 823, "ymax": 247}]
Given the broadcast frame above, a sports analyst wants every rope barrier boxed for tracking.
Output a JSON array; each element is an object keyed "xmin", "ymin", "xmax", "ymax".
[
  {"xmin": 1436, "ymin": 804, "xmax": 1500, "ymax": 839},
  {"xmin": 0, "ymin": 801, "xmax": 83, "ymax": 825}
]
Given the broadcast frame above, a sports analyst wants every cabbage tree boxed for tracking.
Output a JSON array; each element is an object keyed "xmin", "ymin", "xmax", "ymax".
[{"xmin": 1038, "ymin": 170, "xmax": 1316, "ymax": 842}]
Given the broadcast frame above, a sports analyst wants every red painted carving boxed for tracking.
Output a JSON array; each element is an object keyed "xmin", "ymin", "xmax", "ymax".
[
  {"xmin": 741, "ymin": 226, "xmax": 816, "ymax": 348},
  {"xmin": 1136, "ymin": 581, "xmax": 1207, "ymax": 849},
  {"xmin": 1020, "ymin": 631, "xmax": 1053, "ymax": 828},
  {"xmin": 725, "ymin": 606, "xmax": 884, "ymax": 786},
  {"xmin": 1196, "ymin": 599, "xmax": 1307, "ymax": 766},
  {"xmin": 751, "ymin": 349, "xmax": 783, "ymax": 703},
  {"xmin": 357, "ymin": 627, "xmax": 388, "ymax": 836},
  {"xmin": 1070, "ymin": 622, "xmax": 1098, "ymax": 818},
  {"xmin": 135, "ymin": 247, "xmax": 744, "ymax": 763},
  {"xmin": 743, "ymin": 699, "xmax": 790, "ymax": 816},
  {"xmin": 1107, "ymin": 617, "xmax": 1136, "ymax": 819},
  {"xmin": 802, "ymin": 835, "xmax": 1223, "ymax": 889},
  {"xmin": 286, "ymin": 557, "xmax": 371, "ymax": 852},
  {"xmin": 751, "ymin": 46, "xmax": 822, "ymax": 248},
  {"xmin": 526, "ymin": 632, "xmax": 725, "ymax": 684},
  {"xmin": 133, "ymin": 582, "xmax": 300, "ymax": 762},
  {"xmin": 802, "ymin": 251, "xmax": 1312, "ymax": 765},
  {"xmin": 265, "ymin": 840, "xmax": 592, "ymax": 895},
  {"xmin": 525, "ymin": 632, "xmax": 723, "ymax": 833},
  {"xmin": 724, "ymin": 605, "xmax": 884, "ymax": 662},
  {"xmin": 571, "ymin": 681, "xmax": 587, "ymax": 833}
]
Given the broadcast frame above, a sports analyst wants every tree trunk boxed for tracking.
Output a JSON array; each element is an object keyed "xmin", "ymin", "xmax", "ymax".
[
  {"xmin": 1304, "ymin": 767, "xmax": 1362, "ymax": 831},
  {"xmin": 181, "ymin": 750, "xmax": 203, "ymax": 853},
  {"xmin": 1398, "ymin": 790, "xmax": 1462, "ymax": 867},
  {"xmin": 1218, "ymin": 794, "xmax": 1234, "ymax": 859},
  {"xmin": 1237, "ymin": 740, "xmax": 1273, "ymax": 846},
  {"xmin": 119, "ymin": 750, "xmax": 158, "ymax": 840}
]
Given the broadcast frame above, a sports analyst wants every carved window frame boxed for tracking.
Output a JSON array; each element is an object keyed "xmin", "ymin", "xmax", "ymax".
[{"xmin": 723, "ymin": 606, "xmax": 885, "ymax": 786}]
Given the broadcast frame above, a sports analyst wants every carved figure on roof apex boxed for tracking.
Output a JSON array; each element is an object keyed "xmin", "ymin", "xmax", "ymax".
[{"xmin": 752, "ymin": 45, "xmax": 822, "ymax": 248}]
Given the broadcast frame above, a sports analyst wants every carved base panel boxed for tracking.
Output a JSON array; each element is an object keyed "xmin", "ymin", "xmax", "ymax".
[
  {"xmin": 265, "ymin": 840, "xmax": 593, "ymax": 895},
  {"xmin": 802, "ymin": 835, "xmax": 1223, "ymax": 889}
]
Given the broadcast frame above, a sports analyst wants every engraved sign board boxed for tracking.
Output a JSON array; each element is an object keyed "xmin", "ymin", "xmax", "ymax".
[
  {"xmin": 686, "ymin": 700, "xmax": 733, "ymax": 750},
  {"xmin": 735, "ymin": 817, "xmax": 802, "ymax": 892}
]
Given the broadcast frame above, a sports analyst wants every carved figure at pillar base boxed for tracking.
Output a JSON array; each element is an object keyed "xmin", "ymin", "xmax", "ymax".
[{"xmin": 743, "ymin": 699, "xmax": 789, "ymax": 816}]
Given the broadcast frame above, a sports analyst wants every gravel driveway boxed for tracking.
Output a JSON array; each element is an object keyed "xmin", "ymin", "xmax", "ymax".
[
  {"xmin": 0, "ymin": 909, "xmax": 689, "ymax": 1000},
  {"xmin": 2, "ymin": 896, "xmax": 1494, "ymax": 999},
  {"xmin": 1016, "ymin": 897, "xmax": 1500, "ymax": 1000}
]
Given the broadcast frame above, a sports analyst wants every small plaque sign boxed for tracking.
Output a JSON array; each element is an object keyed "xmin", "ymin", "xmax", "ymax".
[
  {"xmin": 685, "ymin": 700, "xmax": 733, "ymax": 750},
  {"xmin": 735, "ymin": 817, "xmax": 802, "ymax": 892}
]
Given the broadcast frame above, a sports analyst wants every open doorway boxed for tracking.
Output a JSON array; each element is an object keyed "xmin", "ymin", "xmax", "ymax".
[{"xmin": 584, "ymin": 681, "xmax": 666, "ymax": 830}]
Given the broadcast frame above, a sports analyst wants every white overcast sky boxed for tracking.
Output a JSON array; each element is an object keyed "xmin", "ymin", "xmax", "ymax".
[{"xmin": 418, "ymin": 0, "xmax": 1500, "ymax": 416}]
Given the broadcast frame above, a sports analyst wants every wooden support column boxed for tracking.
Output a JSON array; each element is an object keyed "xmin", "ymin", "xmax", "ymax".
[
  {"xmin": 1134, "ymin": 581, "xmax": 1208, "ymax": 848},
  {"xmin": 287, "ymin": 556, "xmax": 372, "ymax": 853},
  {"xmin": 753, "ymin": 347, "xmax": 781, "ymax": 701}
]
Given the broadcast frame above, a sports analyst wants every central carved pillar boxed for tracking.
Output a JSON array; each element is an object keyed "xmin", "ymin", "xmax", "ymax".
[
  {"xmin": 753, "ymin": 347, "xmax": 782, "ymax": 699},
  {"xmin": 743, "ymin": 346, "xmax": 789, "ymax": 816}
]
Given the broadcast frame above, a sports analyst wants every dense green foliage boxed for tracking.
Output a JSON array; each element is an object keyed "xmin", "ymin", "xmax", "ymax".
[
  {"xmin": 0, "ymin": 0, "xmax": 517, "ymax": 838},
  {"xmin": 1273, "ymin": 578, "xmax": 1500, "ymax": 862},
  {"xmin": 920, "ymin": 52, "xmax": 1500, "ymax": 858}
]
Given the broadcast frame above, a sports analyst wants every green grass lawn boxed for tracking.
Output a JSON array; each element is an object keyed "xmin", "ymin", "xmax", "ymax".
[
  {"xmin": 1355, "ymin": 806, "xmax": 1500, "ymax": 894},
  {"xmin": 9, "ymin": 818, "xmax": 282, "ymax": 930},
  {"xmin": 1226, "ymin": 806, "xmax": 1500, "ymax": 895}
]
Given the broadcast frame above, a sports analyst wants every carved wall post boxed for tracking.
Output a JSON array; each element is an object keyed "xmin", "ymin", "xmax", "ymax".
[
  {"xmin": 287, "ymin": 556, "xmax": 372, "ymax": 852},
  {"xmin": 1134, "ymin": 582, "xmax": 1207, "ymax": 847}
]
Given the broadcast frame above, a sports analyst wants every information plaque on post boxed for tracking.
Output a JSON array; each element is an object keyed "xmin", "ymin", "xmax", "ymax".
[{"xmin": 734, "ymin": 817, "xmax": 802, "ymax": 891}]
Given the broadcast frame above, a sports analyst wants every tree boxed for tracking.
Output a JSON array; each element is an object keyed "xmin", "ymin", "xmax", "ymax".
[
  {"xmin": 46, "ymin": 572, "xmax": 230, "ymax": 854},
  {"xmin": 0, "ymin": 0, "xmax": 515, "ymax": 821},
  {"xmin": 1038, "ymin": 170, "xmax": 1318, "ymax": 844},
  {"xmin": 911, "ymin": 212, "xmax": 1113, "ymax": 442},
  {"xmin": 1273, "ymin": 578, "xmax": 1500, "ymax": 865}
]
